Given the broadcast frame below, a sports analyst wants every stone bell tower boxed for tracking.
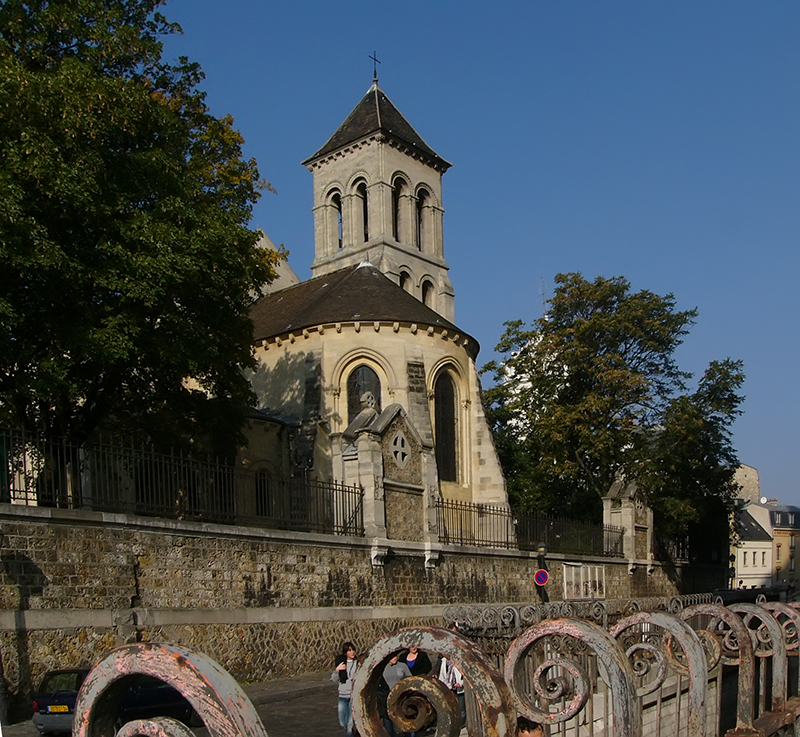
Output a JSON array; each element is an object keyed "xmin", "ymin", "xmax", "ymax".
[{"xmin": 302, "ymin": 80, "xmax": 455, "ymax": 322}]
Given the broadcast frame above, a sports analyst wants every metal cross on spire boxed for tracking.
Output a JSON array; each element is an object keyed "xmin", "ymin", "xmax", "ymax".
[{"xmin": 369, "ymin": 51, "xmax": 381, "ymax": 83}]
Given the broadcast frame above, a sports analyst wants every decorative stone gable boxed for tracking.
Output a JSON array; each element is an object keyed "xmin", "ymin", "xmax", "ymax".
[{"xmin": 380, "ymin": 412, "xmax": 423, "ymax": 487}]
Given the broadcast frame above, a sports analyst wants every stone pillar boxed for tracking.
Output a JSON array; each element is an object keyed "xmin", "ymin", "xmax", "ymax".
[
  {"xmin": 356, "ymin": 430, "xmax": 387, "ymax": 539},
  {"xmin": 400, "ymin": 193, "xmax": 415, "ymax": 248}
]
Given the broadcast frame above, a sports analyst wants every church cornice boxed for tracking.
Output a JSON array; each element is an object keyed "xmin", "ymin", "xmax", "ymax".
[
  {"xmin": 304, "ymin": 132, "xmax": 450, "ymax": 174},
  {"xmin": 310, "ymin": 239, "xmax": 450, "ymax": 273},
  {"xmin": 256, "ymin": 321, "xmax": 477, "ymax": 360}
]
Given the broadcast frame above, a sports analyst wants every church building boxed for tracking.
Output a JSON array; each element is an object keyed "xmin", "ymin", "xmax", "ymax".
[{"xmin": 245, "ymin": 80, "xmax": 508, "ymax": 536}]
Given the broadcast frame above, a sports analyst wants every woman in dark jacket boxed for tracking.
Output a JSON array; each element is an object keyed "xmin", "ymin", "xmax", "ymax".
[{"xmin": 401, "ymin": 646, "xmax": 432, "ymax": 676}]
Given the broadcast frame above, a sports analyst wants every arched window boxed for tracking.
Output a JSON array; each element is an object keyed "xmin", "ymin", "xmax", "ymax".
[
  {"xmin": 332, "ymin": 192, "xmax": 343, "ymax": 249},
  {"xmin": 434, "ymin": 372, "xmax": 457, "ymax": 482},
  {"xmin": 393, "ymin": 177, "xmax": 408, "ymax": 243},
  {"xmin": 347, "ymin": 365, "xmax": 381, "ymax": 424},
  {"xmin": 399, "ymin": 271, "xmax": 412, "ymax": 292},
  {"xmin": 422, "ymin": 280, "xmax": 435, "ymax": 310},
  {"xmin": 416, "ymin": 188, "xmax": 430, "ymax": 251},
  {"xmin": 355, "ymin": 181, "xmax": 369, "ymax": 242}
]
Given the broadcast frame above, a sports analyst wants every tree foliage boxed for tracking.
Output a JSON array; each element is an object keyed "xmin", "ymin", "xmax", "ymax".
[
  {"xmin": 483, "ymin": 273, "xmax": 745, "ymax": 531},
  {"xmin": 0, "ymin": 0, "xmax": 281, "ymax": 451}
]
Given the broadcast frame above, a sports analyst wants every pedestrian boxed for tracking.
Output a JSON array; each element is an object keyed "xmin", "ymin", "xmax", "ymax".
[
  {"xmin": 516, "ymin": 715, "xmax": 544, "ymax": 737},
  {"xmin": 436, "ymin": 654, "xmax": 465, "ymax": 727},
  {"xmin": 401, "ymin": 646, "xmax": 432, "ymax": 676},
  {"xmin": 332, "ymin": 641, "xmax": 359, "ymax": 737}
]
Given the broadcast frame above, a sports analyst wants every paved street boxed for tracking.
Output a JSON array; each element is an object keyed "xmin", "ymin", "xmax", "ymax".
[{"xmin": 2, "ymin": 671, "xmax": 344, "ymax": 737}]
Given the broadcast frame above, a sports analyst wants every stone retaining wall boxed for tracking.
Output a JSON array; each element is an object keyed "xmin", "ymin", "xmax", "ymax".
[{"xmin": 0, "ymin": 504, "xmax": 718, "ymax": 708}]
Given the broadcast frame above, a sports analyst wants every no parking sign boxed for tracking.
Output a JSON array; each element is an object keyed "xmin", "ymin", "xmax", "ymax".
[{"xmin": 534, "ymin": 568, "xmax": 549, "ymax": 586}]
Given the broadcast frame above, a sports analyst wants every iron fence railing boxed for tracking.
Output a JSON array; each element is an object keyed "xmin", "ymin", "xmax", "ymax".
[
  {"xmin": 435, "ymin": 498, "xmax": 625, "ymax": 557},
  {"xmin": 0, "ymin": 427, "xmax": 364, "ymax": 537},
  {"xmin": 1, "ymin": 427, "xmax": 628, "ymax": 553}
]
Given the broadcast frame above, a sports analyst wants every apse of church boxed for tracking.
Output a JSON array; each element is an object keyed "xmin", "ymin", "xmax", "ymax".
[{"xmin": 245, "ymin": 81, "xmax": 507, "ymax": 512}]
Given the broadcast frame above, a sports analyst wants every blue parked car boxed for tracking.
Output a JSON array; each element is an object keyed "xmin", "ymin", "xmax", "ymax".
[{"xmin": 32, "ymin": 668, "xmax": 199, "ymax": 734}]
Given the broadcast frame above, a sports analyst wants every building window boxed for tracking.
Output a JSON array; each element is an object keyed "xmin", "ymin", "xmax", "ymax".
[
  {"xmin": 422, "ymin": 280, "xmax": 435, "ymax": 310},
  {"xmin": 416, "ymin": 188, "xmax": 429, "ymax": 251},
  {"xmin": 753, "ymin": 551, "xmax": 757, "ymax": 566},
  {"xmin": 777, "ymin": 544, "xmax": 782, "ymax": 562},
  {"xmin": 791, "ymin": 514, "xmax": 796, "ymax": 525},
  {"xmin": 328, "ymin": 191, "xmax": 343, "ymax": 250},
  {"xmin": 355, "ymin": 181, "xmax": 369, "ymax": 242},
  {"xmin": 347, "ymin": 365, "xmax": 381, "ymax": 424},
  {"xmin": 399, "ymin": 271, "xmax": 412, "ymax": 292},
  {"xmin": 762, "ymin": 551, "xmax": 766, "ymax": 566},
  {"xmin": 743, "ymin": 552, "xmax": 748, "ymax": 567},
  {"xmin": 393, "ymin": 177, "xmax": 408, "ymax": 243},
  {"xmin": 792, "ymin": 558, "xmax": 796, "ymax": 573},
  {"xmin": 434, "ymin": 371, "xmax": 458, "ymax": 482},
  {"xmin": 792, "ymin": 535, "xmax": 796, "ymax": 549}
]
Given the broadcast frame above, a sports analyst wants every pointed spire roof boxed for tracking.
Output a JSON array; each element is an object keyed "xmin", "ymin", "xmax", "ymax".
[{"xmin": 303, "ymin": 82, "xmax": 451, "ymax": 172}]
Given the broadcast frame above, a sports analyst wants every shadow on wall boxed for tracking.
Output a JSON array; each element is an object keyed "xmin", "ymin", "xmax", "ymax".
[
  {"xmin": 246, "ymin": 350, "xmax": 309, "ymax": 418},
  {"xmin": 1, "ymin": 552, "xmax": 49, "ymax": 716}
]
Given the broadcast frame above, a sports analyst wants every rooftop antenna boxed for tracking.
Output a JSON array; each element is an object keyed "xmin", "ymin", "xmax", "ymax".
[{"xmin": 369, "ymin": 51, "xmax": 381, "ymax": 84}]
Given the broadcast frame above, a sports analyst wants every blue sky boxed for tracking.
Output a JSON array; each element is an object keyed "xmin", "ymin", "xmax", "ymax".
[{"xmin": 163, "ymin": 1, "xmax": 800, "ymax": 503}]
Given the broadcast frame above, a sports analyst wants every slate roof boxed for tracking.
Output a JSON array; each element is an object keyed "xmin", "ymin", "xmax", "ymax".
[
  {"xmin": 746, "ymin": 501, "xmax": 800, "ymax": 530},
  {"xmin": 250, "ymin": 263, "xmax": 475, "ymax": 349},
  {"xmin": 303, "ymin": 82, "xmax": 451, "ymax": 171},
  {"xmin": 736, "ymin": 510, "xmax": 772, "ymax": 542}
]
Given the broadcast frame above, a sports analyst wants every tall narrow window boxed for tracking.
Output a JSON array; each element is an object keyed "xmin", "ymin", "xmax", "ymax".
[
  {"xmin": 416, "ymin": 188, "xmax": 429, "ymax": 251},
  {"xmin": 332, "ymin": 192, "xmax": 343, "ymax": 249},
  {"xmin": 422, "ymin": 280, "xmax": 435, "ymax": 310},
  {"xmin": 347, "ymin": 365, "xmax": 381, "ymax": 424},
  {"xmin": 392, "ymin": 177, "xmax": 408, "ymax": 242},
  {"xmin": 355, "ymin": 181, "xmax": 369, "ymax": 242},
  {"xmin": 434, "ymin": 372, "xmax": 457, "ymax": 482},
  {"xmin": 399, "ymin": 271, "xmax": 411, "ymax": 292}
]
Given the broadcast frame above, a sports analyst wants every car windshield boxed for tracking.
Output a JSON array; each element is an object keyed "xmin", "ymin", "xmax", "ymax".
[{"xmin": 39, "ymin": 671, "xmax": 85, "ymax": 694}]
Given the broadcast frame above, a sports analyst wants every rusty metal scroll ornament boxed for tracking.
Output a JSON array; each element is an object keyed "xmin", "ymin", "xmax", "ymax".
[
  {"xmin": 759, "ymin": 601, "xmax": 800, "ymax": 655},
  {"xmin": 116, "ymin": 717, "xmax": 194, "ymax": 737},
  {"xmin": 73, "ymin": 643, "xmax": 269, "ymax": 737},
  {"xmin": 504, "ymin": 617, "xmax": 641, "ymax": 737},
  {"xmin": 730, "ymin": 603, "xmax": 787, "ymax": 712},
  {"xmin": 352, "ymin": 627, "xmax": 517, "ymax": 737},
  {"xmin": 385, "ymin": 675, "xmax": 459, "ymax": 737},
  {"xmin": 610, "ymin": 611, "xmax": 708, "ymax": 737},
  {"xmin": 681, "ymin": 603, "xmax": 755, "ymax": 730}
]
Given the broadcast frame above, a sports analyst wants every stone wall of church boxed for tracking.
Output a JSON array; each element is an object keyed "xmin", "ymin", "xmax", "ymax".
[
  {"xmin": 0, "ymin": 504, "xmax": 708, "ymax": 709},
  {"xmin": 249, "ymin": 320, "xmax": 507, "ymax": 505}
]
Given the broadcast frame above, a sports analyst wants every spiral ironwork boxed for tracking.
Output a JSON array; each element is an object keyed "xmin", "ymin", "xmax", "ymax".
[
  {"xmin": 352, "ymin": 627, "xmax": 516, "ymax": 737},
  {"xmin": 505, "ymin": 618, "xmax": 640, "ymax": 736},
  {"xmin": 386, "ymin": 675, "xmax": 459, "ymax": 737},
  {"xmin": 116, "ymin": 717, "xmax": 195, "ymax": 737},
  {"xmin": 73, "ymin": 643, "xmax": 268, "ymax": 737}
]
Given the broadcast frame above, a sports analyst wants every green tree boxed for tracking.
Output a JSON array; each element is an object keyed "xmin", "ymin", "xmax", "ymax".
[
  {"xmin": 482, "ymin": 273, "xmax": 744, "ymax": 531},
  {"xmin": 0, "ymin": 0, "xmax": 280, "ymax": 452}
]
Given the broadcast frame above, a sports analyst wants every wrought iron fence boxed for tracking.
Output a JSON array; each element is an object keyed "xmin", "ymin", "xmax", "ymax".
[
  {"xmin": 435, "ymin": 498, "xmax": 625, "ymax": 557},
  {"xmin": 0, "ymin": 427, "xmax": 364, "ymax": 536}
]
